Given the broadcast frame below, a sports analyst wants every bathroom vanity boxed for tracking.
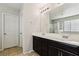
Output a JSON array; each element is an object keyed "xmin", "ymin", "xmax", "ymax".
[{"xmin": 33, "ymin": 33, "xmax": 79, "ymax": 56}]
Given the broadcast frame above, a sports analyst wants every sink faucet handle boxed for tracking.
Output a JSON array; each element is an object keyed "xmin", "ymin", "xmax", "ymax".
[{"xmin": 62, "ymin": 35, "xmax": 69, "ymax": 39}]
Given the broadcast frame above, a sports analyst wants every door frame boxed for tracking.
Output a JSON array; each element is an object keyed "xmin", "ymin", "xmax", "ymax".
[
  {"xmin": 1, "ymin": 12, "xmax": 23, "ymax": 51},
  {"xmin": 1, "ymin": 12, "xmax": 5, "ymax": 51}
]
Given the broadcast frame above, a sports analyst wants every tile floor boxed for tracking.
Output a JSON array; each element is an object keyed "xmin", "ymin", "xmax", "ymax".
[
  {"xmin": 0, "ymin": 46, "xmax": 23, "ymax": 56},
  {"xmin": 18, "ymin": 51, "xmax": 39, "ymax": 56},
  {"xmin": 0, "ymin": 46, "xmax": 39, "ymax": 56}
]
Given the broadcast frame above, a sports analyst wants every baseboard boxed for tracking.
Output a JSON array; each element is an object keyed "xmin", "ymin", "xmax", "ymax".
[
  {"xmin": 28, "ymin": 50, "xmax": 34, "ymax": 53},
  {"xmin": 23, "ymin": 50, "xmax": 34, "ymax": 54}
]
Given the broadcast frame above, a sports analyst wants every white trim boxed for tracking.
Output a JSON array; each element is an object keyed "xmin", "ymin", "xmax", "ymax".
[
  {"xmin": 23, "ymin": 50, "xmax": 34, "ymax": 54},
  {"xmin": 28, "ymin": 50, "xmax": 34, "ymax": 53},
  {"xmin": 2, "ymin": 12, "xmax": 5, "ymax": 50}
]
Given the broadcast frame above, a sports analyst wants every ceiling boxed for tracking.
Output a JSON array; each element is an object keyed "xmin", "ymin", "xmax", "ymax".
[{"xmin": 0, "ymin": 3, "xmax": 23, "ymax": 10}]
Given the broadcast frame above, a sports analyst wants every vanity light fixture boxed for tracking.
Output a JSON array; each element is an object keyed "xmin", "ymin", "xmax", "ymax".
[{"xmin": 40, "ymin": 7, "xmax": 50, "ymax": 14}]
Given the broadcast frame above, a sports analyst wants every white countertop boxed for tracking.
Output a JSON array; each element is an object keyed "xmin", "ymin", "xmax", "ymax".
[{"xmin": 32, "ymin": 33, "xmax": 79, "ymax": 46}]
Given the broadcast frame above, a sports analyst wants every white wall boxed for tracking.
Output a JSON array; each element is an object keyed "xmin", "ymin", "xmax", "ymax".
[
  {"xmin": 21, "ymin": 3, "xmax": 41, "ymax": 53},
  {"xmin": 0, "ymin": 5, "xmax": 20, "ymax": 15},
  {"xmin": 40, "ymin": 12, "xmax": 50, "ymax": 33}
]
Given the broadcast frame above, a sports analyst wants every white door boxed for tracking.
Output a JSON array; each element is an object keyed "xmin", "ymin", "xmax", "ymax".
[{"xmin": 4, "ymin": 13, "xmax": 19, "ymax": 49}]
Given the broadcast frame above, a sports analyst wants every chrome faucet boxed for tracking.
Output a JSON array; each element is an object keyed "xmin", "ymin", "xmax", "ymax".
[{"xmin": 62, "ymin": 35, "xmax": 69, "ymax": 39}]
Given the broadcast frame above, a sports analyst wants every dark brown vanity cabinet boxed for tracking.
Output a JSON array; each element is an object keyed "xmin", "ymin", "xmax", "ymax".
[{"xmin": 33, "ymin": 36, "xmax": 79, "ymax": 56}]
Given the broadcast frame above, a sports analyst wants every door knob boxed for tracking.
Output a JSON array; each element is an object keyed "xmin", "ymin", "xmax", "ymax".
[
  {"xmin": 4, "ymin": 33, "xmax": 7, "ymax": 35},
  {"xmin": 20, "ymin": 33, "xmax": 22, "ymax": 35}
]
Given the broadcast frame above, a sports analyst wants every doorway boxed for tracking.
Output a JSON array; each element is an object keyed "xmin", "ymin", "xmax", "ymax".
[{"xmin": 0, "ymin": 12, "xmax": 23, "ymax": 56}]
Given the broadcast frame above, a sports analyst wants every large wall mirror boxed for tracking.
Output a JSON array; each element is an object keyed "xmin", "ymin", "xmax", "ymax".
[
  {"xmin": 50, "ymin": 17, "xmax": 79, "ymax": 33},
  {"xmin": 49, "ymin": 3, "xmax": 79, "ymax": 34}
]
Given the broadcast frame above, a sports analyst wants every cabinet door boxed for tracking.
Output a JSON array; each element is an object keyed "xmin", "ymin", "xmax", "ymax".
[
  {"xmin": 33, "ymin": 36, "xmax": 45, "ymax": 55},
  {"xmin": 33, "ymin": 36, "xmax": 48, "ymax": 56},
  {"xmin": 33, "ymin": 36, "xmax": 38, "ymax": 51},
  {"xmin": 33, "ymin": 36, "xmax": 40, "ymax": 53},
  {"xmin": 40, "ymin": 38, "xmax": 48, "ymax": 56},
  {"xmin": 48, "ymin": 46, "xmax": 59, "ymax": 56}
]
